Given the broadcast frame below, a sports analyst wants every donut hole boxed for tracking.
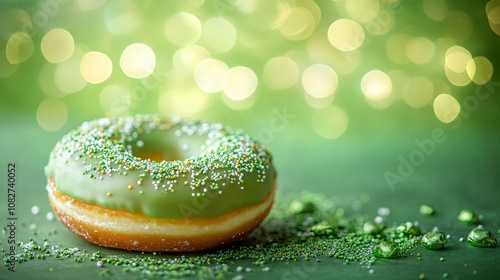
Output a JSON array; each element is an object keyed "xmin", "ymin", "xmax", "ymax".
[{"xmin": 129, "ymin": 129, "xmax": 206, "ymax": 162}]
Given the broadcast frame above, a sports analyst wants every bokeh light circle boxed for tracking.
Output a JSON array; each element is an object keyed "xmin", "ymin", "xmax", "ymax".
[
  {"xmin": 311, "ymin": 106, "xmax": 349, "ymax": 139},
  {"xmin": 278, "ymin": 7, "xmax": 316, "ymax": 40},
  {"xmin": 386, "ymin": 33, "xmax": 411, "ymax": 65},
  {"xmin": 403, "ymin": 76, "xmax": 434, "ymax": 108},
  {"xmin": 41, "ymin": 28, "xmax": 75, "ymax": 63},
  {"xmin": 80, "ymin": 51, "xmax": 113, "ymax": 84},
  {"xmin": 164, "ymin": 12, "xmax": 202, "ymax": 46},
  {"xmin": 223, "ymin": 66, "xmax": 258, "ymax": 101},
  {"xmin": 328, "ymin": 19, "xmax": 365, "ymax": 51},
  {"xmin": 361, "ymin": 70, "xmax": 392, "ymax": 101},
  {"xmin": 263, "ymin": 57, "xmax": 299, "ymax": 90},
  {"xmin": 104, "ymin": 1, "xmax": 140, "ymax": 35},
  {"xmin": 423, "ymin": 0, "xmax": 448, "ymax": 21},
  {"xmin": 6, "ymin": 32, "xmax": 34, "ymax": 64},
  {"xmin": 36, "ymin": 98, "xmax": 68, "ymax": 132},
  {"xmin": 445, "ymin": 46, "xmax": 472, "ymax": 86},
  {"xmin": 55, "ymin": 53, "xmax": 87, "ymax": 94},
  {"xmin": 201, "ymin": 18, "xmax": 236, "ymax": 53},
  {"xmin": 406, "ymin": 37, "xmax": 435, "ymax": 64},
  {"xmin": 120, "ymin": 43, "xmax": 156, "ymax": 79},
  {"xmin": 433, "ymin": 94, "xmax": 460, "ymax": 123},
  {"xmin": 345, "ymin": 0, "xmax": 380, "ymax": 23},
  {"xmin": 173, "ymin": 45, "xmax": 211, "ymax": 74},
  {"xmin": 194, "ymin": 58, "xmax": 229, "ymax": 93},
  {"xmin": 466, "ymin": 56, "xmax": 493, "ymax": 85},
  {"xmin": 302, "ymin": 64, "xmax": 338, "ymax": 99}
]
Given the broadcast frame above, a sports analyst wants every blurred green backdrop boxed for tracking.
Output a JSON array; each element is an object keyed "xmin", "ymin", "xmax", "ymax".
[{"xmin": 1, "ymin": 0, "xmax": 499, "ymax": 130}]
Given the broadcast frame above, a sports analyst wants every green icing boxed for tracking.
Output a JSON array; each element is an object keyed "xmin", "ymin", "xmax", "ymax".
[{"xmin": 45, "ymin": 115, "xmax": 275, "ymax": 219}]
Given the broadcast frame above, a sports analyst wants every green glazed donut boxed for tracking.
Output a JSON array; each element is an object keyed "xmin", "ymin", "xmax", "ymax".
[{"xmin": 45, "ymin": 115, "xmax": 277, "ymax": 252}]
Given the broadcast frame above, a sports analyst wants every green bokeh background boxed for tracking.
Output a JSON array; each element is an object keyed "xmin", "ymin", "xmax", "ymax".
[{"xmin": 1, "ymin": 0, "xmax": 500, "ymax": 279}]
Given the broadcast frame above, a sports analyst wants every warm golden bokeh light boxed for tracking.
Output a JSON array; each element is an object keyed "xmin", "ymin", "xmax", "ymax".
[
  {"xmin": 386, "ymin": 33, "xmax": 411, "ymax": 65},
  {"xmin": 201, "ymin": 18, "xmax": 236, "ymax": 53},
  {"xmin": 403, "ymin": 76, "xmax": 434, "ymax": 108},
  {"xmin": 41, "ymin": 29, "xmax": 74, "ymax": 63},
  {"xmin": 328, "ymin": 19, "xmax": 365, "ymax": 51},
  {"xmin": 55, "ymin": 53, "xmax": 87, "ymax": 94},
  {"xmin": 307, "ymin": 32, "xmax": 361, "ymax": 74},
  {"xmin": 406, "ymin": 37, "xmax": 435, "ymax": 64},
  {"xmin": 0, "ymin": 0, "xmax": 497, "ymax": 142},
  {"xmin": 120, "ymin": 43, "xmax": 156, "ymax": 79},
  {"xmin": 433, "ymin": 93, "xmax": 460, "ymax": 123},
  {"xmin": 445, "ymin": 45, "xmax": 472, "ymax": 86},
  {"xmin": 278, "ymin": 7, "xmax": 316, "ymax": 40},
  {"xmin": 312, "ymin": 106, "xmax": 349, "ymax": 139},
  {"xmin": 486, "ymin": 0, "xmax": 500, "ymax": 35},
  {"xmin": 223, "ymin": 66, "xmax": 258, "ymax": 101},
  {"xmin": 80, "ymin": 51, "xmax": 113, "ymax": 84},
  {"xmin": 302, "ymin": 64, "xmax": 338, "ymax": 99},
  {"xmin": 6, "ymin": 32, "xmax": 34, "ymax": 64},
  {"xmin": 364, "ymin": 8, "xmax": 395, "ymax": 36},
  {"xmin": 263, "ymin": 56, "xmax": 299, "ymax": 90},
  {"xmin": 361, "ymin": 70, "xmax": 392, "ymax": 101},
  {"xmin": 104, "ymin": 1, "xmax": 140, "ymax": 35},
  {"xmin": 36, "ymin": 98, "xmax": 68, "ymax": 132},
  {"xmin": 423, "ymin": 0, "xmax": 448, "ymax": 21},
  {"xmin": 194, "ymin": 58, "xmax": 229, "ymax": 93},
  {"xmin": 466, "ymin": 56, "xmax": 494, "ymax": 85},
  {"xmin": 345, "ymin": 0, "xmax": 380, "ymax": 23},
  {"xmin": 173, "ymin": 45, "xmax": 211, "ymax": 74},
  {"xmin": 164, "ymin": 12, "xmax": 202, "ymax": 47}
]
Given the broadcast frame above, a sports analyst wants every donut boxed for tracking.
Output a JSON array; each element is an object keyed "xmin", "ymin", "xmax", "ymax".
[{"xmin": 45, "ymin": 115, "xmax": 276, "ymax": 252}]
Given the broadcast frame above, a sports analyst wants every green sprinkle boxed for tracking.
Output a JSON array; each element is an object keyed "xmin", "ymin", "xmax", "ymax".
[
  {"xmin": 458, "ymin": 209, "xmax": 479, "ymax": 224},
  {"xmin": 419, "ymin": 204, "xmax": 435, "ymax": 216},
  {"xmin": 3, "ymin": 191, "xmax": 427, "ymax": 277},
  {"xmin": 422, "ymin": 231, "xmax": 447, "ymax": 250},
  {"xmin": 442, "ymin": 272, "xmax": 449, "ymax": 278},
  {"xmin": 467, "ymin": 228, "xmax": 497, "ymax": 247},
  {"xmin": 373, "ymin": 241, "xmax": 399, "ymax": 259}
]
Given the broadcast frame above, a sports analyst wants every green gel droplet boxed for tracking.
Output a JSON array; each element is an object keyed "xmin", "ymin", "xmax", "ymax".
[
  {"xmin": 419, "ymin": 204, "xmax": 435, "ymax": 216},
  {"xmin": 422, "ymin": 231, "xmax": 447, "ymax": 250},
  {"xmin": 373, "ymin": 241, "xmax": 399, "ymax": 259},
  {"xmin": 467, "ymin": 228, "xmax": 497, "ymax": 247},
  {"xmin": 457, "ymin": 209, "xmax": 479, "ymax": 224}
]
